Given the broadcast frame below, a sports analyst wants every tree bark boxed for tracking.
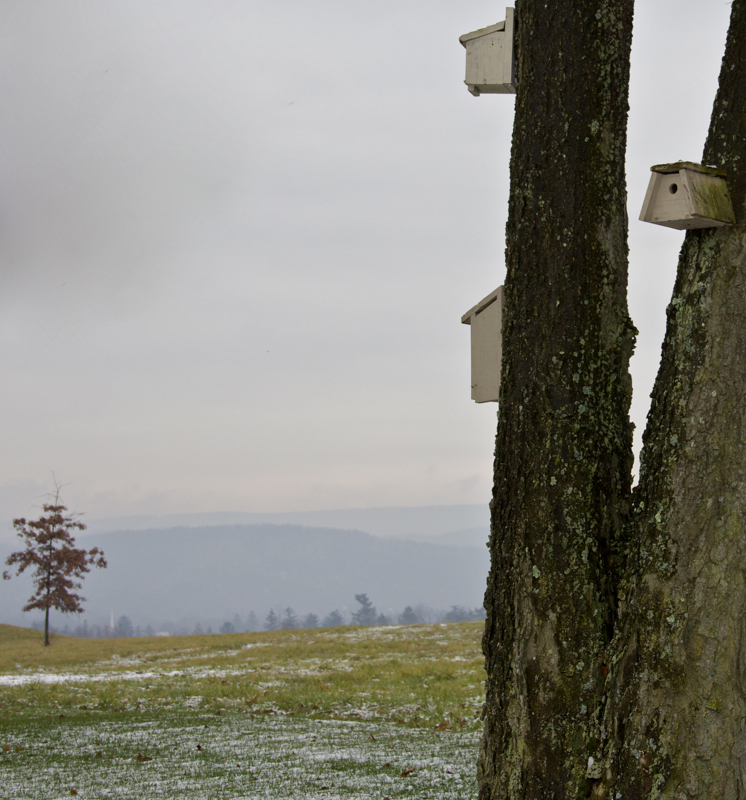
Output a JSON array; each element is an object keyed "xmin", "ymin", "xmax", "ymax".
[
  {"xmin": 45, "ymin": 546, "xmax": 51, "ymax": 647},
  {"xmin": 478, "ymin": 1, "xmax": 636, "ymax": 797},
  {"xmin": 602, "ymin": 3, "xmax": 746, "ymax": 796}
]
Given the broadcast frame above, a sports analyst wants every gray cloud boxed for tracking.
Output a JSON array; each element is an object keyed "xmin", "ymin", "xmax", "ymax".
[{"xmin": 0, "ymin": 0, "xmax": 733, "ymax": 522}]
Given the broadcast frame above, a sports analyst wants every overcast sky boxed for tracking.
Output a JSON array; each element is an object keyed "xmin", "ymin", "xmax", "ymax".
[{"xmin": 0, "ymin": 1, "xmax": 734, "ymax": 527}]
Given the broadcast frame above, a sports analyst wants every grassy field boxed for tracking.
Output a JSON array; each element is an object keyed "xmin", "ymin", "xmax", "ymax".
[{"xmin": 0, "ymin": 622, "xmax": 486, "ymax": 799}]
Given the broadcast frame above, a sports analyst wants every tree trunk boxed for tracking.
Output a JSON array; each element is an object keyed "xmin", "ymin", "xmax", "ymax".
[
  {"xmin": 602, "ymin": 3, "xmax": 746, "ymax": 796},
  {"xmin": 478, "ymin": 0, "xmax": 636, "ymax": 796},
  {"xmin": 45, "ymin": 540, "xmax": 52, "ymax": 646}
]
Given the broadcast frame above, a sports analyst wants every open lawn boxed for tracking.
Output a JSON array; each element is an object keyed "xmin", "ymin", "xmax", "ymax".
[{"xmin": 0, "ymin": 622, "xmax": 485, "ymax": 799}]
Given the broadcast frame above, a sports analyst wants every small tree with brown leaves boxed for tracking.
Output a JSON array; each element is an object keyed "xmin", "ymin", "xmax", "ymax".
[{"xmin": 3, "ymin": 499, "xmax": 106, "ymax": 645}]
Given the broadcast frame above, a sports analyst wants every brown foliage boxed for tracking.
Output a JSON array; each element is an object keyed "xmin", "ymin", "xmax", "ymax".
[{"xmin": 3, "ymin": 498, "xmax": 106, "ymax": 645}]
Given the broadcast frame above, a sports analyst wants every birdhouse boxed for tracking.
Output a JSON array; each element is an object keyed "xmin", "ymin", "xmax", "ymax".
[
  {"xmin": 639, "ymin": 162, "xmax": 735, "ymax": 230},
  {"xmin": 461, "ymin": 286, "xmax": 504, "ymax": 403},
  {"xmin": 459, "ymin": 8, "xmax": 516, "ymax": 96}
]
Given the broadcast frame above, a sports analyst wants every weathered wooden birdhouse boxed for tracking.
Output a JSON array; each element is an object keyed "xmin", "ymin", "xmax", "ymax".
[
  {"xmin": 639, "ymin": 162, "xmax": 735, "ymax": 230},
  {"xmin": 461, "ymin": 286, "xmax": 504, "ymax": 403},
  {"xmin": 459, "ymin": 8, "xmax": 516, "ymax": 96}
]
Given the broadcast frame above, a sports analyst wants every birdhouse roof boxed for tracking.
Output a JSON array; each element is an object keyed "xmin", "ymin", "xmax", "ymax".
[
  {"xmin": 459, "ymin": 21, "xmax": 506, "ymax": 47},
  {"xmin": 461, "ymin": 287, "xmax": 502, "ymax": 325},
  {"xmin": 651, "ymin": 161, "xmax": 727, "ymax": 177}
]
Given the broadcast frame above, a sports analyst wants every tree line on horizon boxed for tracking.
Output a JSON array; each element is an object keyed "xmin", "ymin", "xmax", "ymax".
[{"xmin": 30, "ymin": 594, "xmax": 485, "ymax": 639}]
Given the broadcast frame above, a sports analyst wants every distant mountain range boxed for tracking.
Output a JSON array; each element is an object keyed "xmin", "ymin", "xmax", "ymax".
[
  {"xmin": 0, "ymin": 519, "xmax": 490, "ymax": 631},
  {"xmin": 79, "ymin": 503, "xmax": 490, "ymax": 541}
]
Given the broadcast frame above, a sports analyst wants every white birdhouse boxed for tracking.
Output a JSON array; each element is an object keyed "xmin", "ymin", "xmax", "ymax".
[
  {"xmin": 639, "ymin": 161, "xmax": 735, "ymax": 230},
  {"xmin": 461, "ymin": 286, "xmax": 504, "ymax": 403},
  {"xmin": 459, "ymin": 8, "xmax": 516, "ymax": 96}
]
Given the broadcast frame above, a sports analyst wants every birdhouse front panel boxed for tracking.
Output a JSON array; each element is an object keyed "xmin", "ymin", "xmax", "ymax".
[
  {"xmin": 464, "ymin": 25, "xmax": 506, "ymax": 89},
  {"xmin": 685, "ymin": 168, "xmax": 736, "ymax": 226},
  {"xmin": 639, "ymin": 162, "xmax": 735, "ymax": 230},
  {"xmin": 459, "ymin": 8, "xmax": 516, "ymax": 96},
  {"xmin": 461, "ymin": 286, "xmax": 504, "ymax": 403}
]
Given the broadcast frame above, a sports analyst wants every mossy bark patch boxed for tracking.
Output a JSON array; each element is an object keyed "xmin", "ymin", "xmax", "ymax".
[
  {"xmin": 478, "ymin": 0, "xmax": 635, "ymax": 797},
  {"xmin": 601, "ymin": 1, "xmax": 746, "ymax": 796}
]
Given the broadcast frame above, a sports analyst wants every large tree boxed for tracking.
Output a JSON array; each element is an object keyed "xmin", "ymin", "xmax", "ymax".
[
  {"xmin": 478, "ymin": 1, "xmax": 746, "ymax": 797},
  {"xmin": 602, "ymin": 3, "xmax": 746, "ymax": 796},
  {"xmin": 478, "ymin": 0, "xmax": 636, "ymax": 795},
  {"xmin": 3, "ymin": 497, "xmax": 107, "ymax": 646}
]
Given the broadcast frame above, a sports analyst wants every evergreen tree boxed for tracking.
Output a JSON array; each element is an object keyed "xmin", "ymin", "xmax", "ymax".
[
  {"xmin": 115, "ymin": 615, "xmax": 133, "ymax": 638},
  {"xmin": 351, "ymin": 594, "xmax": 377, "ymax": 626},
  {"xmin": 245, "ymin": 610, "xmax": 259, "ymax": 632},
  {"xmin": 219, "ymin": 621, "xmax": 235, "ymax": 634},
  {"xmin": 442, "ymin": 606, "xmax": 485, "ymax": 623},
  {"xmin": 322, "ymin": 609, "xmax": 344, "ymax": 628},
  {"xmin": 443, "ymin": 606, "xmax": 466, "ymax": 623},
  {"xmin": 302, "ymin": 612, "xmax": 319, "ymax": 629},
  {"xmin": 264, "ymin": 609, "xmax": 279, "ymax": 631},
  {"xmin": 280, "ymin": 607, "xmax": 298, "ymax": 630},
  {"xmin": 412, "ymin": 604, "xmax": 434, "ymax": 624},
  {"xmin": 398, "ymin": 606, "xmax": 419, "ymax": 625}
]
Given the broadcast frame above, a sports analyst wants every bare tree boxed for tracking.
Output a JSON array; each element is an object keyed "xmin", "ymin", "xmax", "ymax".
[{"xmin": 3, "ymin": 495, "xmax": 106, "ymax": 646}]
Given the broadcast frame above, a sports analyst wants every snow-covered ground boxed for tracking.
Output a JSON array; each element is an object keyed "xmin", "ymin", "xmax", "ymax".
[{"xmin": 0, "ymin": 712, "xmax": 479, "ymax": 799}]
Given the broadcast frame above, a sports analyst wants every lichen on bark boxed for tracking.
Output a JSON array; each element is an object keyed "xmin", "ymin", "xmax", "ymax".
[
  {"xmin": 479, "ymin": 1, "xmax": 746, "ymax": 797},
  {"xmin": 601, "ymin": 2, "xmax": 746, "ymax": 796},
  {"xmin": 478, "ymin": 1, "xmax": 636, "ymax": 797}
]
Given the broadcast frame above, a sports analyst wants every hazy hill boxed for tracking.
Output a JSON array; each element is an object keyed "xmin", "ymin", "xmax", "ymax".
[
  {"xmin": 0, "ymin": 523, "xmax": 489, "ymax": 629},
  {"xmin": 79, "ymin": 504, "xmax": 489, "ymax": 541}
]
